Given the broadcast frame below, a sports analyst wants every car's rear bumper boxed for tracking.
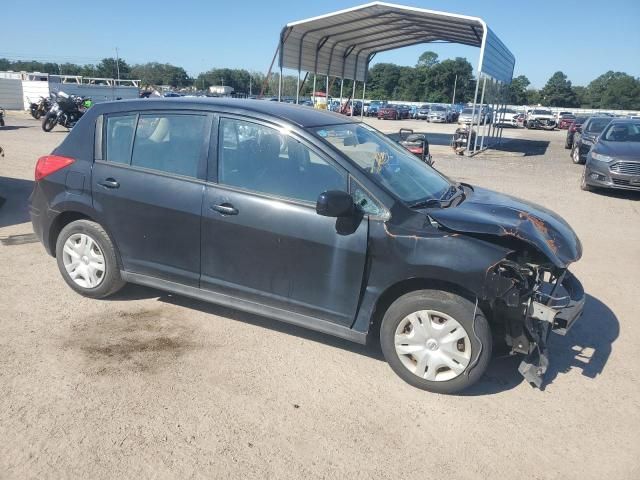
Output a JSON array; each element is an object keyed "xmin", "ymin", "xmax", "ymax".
[{"xmin": 29, "ymin": 182, "xmax": 56, "ymax": 256}]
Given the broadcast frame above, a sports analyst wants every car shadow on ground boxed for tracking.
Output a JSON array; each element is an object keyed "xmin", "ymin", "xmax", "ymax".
[
  {"xmin": 589, "ymin": 188, "xmax": 640, "ymax": 201},
  {"xmin": 463, "ymin": 293, "xmax": 619, "ymax": 395},
  {"xmin": 489, "ymin": 137, "xmax": 551, "ymax": 156},
  {"xmin": 107, "ymin": 286, "xmax": 618, "ymax": 396},
  {"xmin": 108, "ymin": 283, "xmax": 384, "ymax": 360},
  {"xmin": 0, "ymin": 126, "xmax": 33, "ymax": 131},
  {"xmin": 0, "ymin": 176, "xmax": 34, "ymax": 228}
]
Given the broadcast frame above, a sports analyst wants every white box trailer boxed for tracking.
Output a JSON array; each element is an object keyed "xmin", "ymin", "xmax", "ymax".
[{"xmin": 0, "ymin": 72, "xmax": 141, "ymax": 110}]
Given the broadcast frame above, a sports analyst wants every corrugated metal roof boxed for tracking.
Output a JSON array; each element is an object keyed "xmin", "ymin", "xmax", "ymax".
[{"xmin": 279, "ymin": 2, "xmax": 515, "ymax": 84}]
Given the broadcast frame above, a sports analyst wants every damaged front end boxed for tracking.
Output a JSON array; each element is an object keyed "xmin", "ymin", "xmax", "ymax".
[{"xmin": 485, "ymin": 258, "xmax": 585, "ymax": 388}]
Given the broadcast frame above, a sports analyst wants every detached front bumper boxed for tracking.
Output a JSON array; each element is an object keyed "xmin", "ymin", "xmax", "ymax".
[{"xmin": 518, "ymin": 271, "xmax": 585, "ymax": 388}]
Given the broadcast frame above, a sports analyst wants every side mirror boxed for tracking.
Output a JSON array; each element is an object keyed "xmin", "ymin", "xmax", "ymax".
[{"xmin": 316, "ymin": 190, "xmax": 355, "ymax": 217}]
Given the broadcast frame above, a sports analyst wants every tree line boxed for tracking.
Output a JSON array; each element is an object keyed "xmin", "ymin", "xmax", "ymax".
[{"xmin": 1, "ymin": 53, "xmax": 639, "ymax": 110}]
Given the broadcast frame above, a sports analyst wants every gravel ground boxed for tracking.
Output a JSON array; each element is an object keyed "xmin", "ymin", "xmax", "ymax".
[{"xmin": 1, "ymin": 111, "xmax": 639, "ymax": 479}]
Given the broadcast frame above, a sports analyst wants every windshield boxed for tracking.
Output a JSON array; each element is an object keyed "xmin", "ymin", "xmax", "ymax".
[
  {"xmin": 461, "ymin": 108, "xmax": 474, "ymax": 115},
  {"xmin": 532, "ymin": 110, "xmax": 552, "ymax": 115},
  {"xmin": 419, "ymin": 105, "xmax": 429, "ymax": 109},
  {"xmin": 431, "ymin": 106, "xmax": 446, "ymax": 112},
  {"xmin": 312, "ymin": 123, "xmax": 451, "ymax": 204},
  {"xmin": 586, "ymin": 118, "xmax": 612, "ymax": 133},
  {"xmin": 601, "ymin": 122, "xmax": 640, "ymax": 142}
]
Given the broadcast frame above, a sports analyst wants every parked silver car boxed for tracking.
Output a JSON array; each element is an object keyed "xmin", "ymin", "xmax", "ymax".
[
  {"xmin": 428, "ymin": 105, "xmax": 452, "ymax": 123},
  {"xmin": 458, "ymin": 107, "xmax": 491, "ymax": 125}
]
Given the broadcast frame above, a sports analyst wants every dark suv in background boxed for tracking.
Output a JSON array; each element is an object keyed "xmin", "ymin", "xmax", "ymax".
[
  {"xmin": 571, "ymin": 116, "xmax": 612, "ymax": 164},
  {"xmin": 30, "ymin": 98, "xmax": 584, "ymax": 393}
]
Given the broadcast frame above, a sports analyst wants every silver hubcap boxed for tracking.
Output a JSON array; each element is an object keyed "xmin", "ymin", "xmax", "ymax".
[
  {"xmin": 394, "ymin": 310, "xmax": 472, "ymax": 382},
  {"xmin": 573, "ymin": 148, "xmax": 579, "ymax": 162},
  {"xmin": 62, "ymin": 233, "xmax": 105, "ymax": 288}
]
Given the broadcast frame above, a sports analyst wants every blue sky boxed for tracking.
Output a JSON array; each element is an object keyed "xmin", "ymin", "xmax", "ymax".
[{"xmin": 3, "ymin": 0, "xmax": 639, "ymax": 88}]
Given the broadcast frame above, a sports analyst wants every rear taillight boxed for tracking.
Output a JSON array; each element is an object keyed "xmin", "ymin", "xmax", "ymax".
[{"xmin": 35, "ymin": 155, "xmax": 75, "ymax": 181}]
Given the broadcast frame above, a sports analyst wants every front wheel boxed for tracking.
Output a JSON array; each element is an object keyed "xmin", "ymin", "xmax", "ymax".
[
  {"xmin": 580, "ymin": 168, "xmax": 594, "ymax": 191},
  {"xmin": 42, "ymin": 113, "xmax": 58, "ymax": 132},
  {"xmin": 0, "ymin": 118, "xmax": 4, "ymax": 127},
  {"xmin": 571, "ymin": 146, "xmax": 584, "ymax": 164},
  {"xmin": 55, "ymin": 220, "xmax": 125, "ymax": 298},
  {"xmin": 380, "ymin": 290, "xmax": 492, "ymax": 394}
]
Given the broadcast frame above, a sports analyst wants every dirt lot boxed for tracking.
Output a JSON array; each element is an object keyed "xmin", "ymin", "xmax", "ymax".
[{"xmin": 1, "ymin": 111, "xmax": 639, "ymax": 479}]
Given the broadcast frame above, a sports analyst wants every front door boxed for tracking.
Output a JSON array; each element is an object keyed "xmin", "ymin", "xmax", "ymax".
[
  {"xmin": 92, "ymin": 111, "xmax": 210, "ymax": 286},
  {"xmin": 200, "ymin": 116, "xmax": 367, "ymax": 326}
]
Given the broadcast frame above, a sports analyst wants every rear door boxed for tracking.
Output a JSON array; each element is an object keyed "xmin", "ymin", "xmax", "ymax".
[
  {"xmin": 200, "ymin": 116, "xmax": 368, "ymax": 326},
  {"xmin": 92, "ymin": 111, "xmax": 211, "ymax": 286}
]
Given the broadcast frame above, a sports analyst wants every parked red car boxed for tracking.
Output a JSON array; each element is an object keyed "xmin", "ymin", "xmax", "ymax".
[
  {"xmin": 558, "ymin": 115, "xmax": 577, "ymax": 129},
  {"xmin": 377, "ymin": 106, "xmax": 399, "ymax": 120}
]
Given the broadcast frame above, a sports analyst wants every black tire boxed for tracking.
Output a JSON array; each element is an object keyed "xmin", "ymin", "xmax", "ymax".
[
  {"xmin": 0, "ymin": 118, "xmax": 4, "ymax": 127},
  {"xmin": 34, "ymin": 110, "xmax": 42, "ymax": 120},
  {"xmin": 42, "ymin": 113, "xmax": 58, "ymax": 132},
  {"xmin": 55, "ymin": 219, "xmax": 125, "ymax": 298},
  {"xmin": 380, "ymin": 289, "xmax": 492, "ymax": 394},
  {"xmin": 571, "ymin": 145, "xmax": 584, "ymax": 165},
  {"xmin": 580, "ymin": 168, "xmax": 594, "ymax": 192}
]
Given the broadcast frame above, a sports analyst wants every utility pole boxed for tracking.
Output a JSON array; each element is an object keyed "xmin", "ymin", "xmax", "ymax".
[
  {"xmin": 115, "ymin": 47, "xmax": 120, "ymax": 81},
  {"xmin": 451, "ymin": 74, "xmax": 458, "ymax": 105}
]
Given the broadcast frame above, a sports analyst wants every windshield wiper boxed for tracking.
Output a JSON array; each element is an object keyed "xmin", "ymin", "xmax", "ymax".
[{"xmin": 409, "ymin": 184, "xmax": 466, "ymax": 209}]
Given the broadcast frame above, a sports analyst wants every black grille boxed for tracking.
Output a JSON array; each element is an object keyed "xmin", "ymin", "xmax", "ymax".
[
  {"xmin": 612, "ymin": 178, "xmax": 640, "ymax": 188},
  {"xmin": 610, "ymin": 162, "xmax": 640, "ymax": 175}
]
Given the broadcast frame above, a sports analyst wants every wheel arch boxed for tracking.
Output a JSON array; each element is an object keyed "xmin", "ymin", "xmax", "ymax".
[
  {"xmin": 49, "ymin": 211, "xmax": 123, "ymax": 269},
  {"xmin": 367, "ymin": 277, "xmax": 486, "ymax": 345}
]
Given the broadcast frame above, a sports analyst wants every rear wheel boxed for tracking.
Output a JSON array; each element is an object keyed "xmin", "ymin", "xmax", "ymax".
[
  {"xmin": 380, "ymin": 290, "xmax": 491, "ymax": 394},
  {"xmin": 55, "ymin": 220, "xmax": 125, "ymax": 298}
]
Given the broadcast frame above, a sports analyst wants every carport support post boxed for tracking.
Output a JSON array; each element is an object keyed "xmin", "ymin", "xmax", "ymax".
[
  {"xmin": 351, "ymin": 80, "xmax": 357, "ymax": 117},
  {"xmin": 473, "ymin": 76, "xmax": 487, "ymax": 153},
  {"xmin": 296, "ymin": 69, "xmax": 301, "ymax": 104},
  {"xmin": 467, "ymin": 74, "xmax": 481, "ymax": 155},
  {"xmin": 312, "ymin": 74, "xmax": 317, "ymax": 106},
  {"xmin": 326, "ymin": 75, "xmax": 329, "ymax": 105},
  {"xmin": 339, "ymin": 78, "xmax": 344, "ymax": 109},
  {"xmin": 361, "ymin": 82, "xmax": 366, "ymax": 119},
  {"xmin": 278, "ymin": 66, "xmax": 283, "ymax": 102},
  {"xmin": 479, "ymin": 78, "xmax": 491, "ymax": 151}
]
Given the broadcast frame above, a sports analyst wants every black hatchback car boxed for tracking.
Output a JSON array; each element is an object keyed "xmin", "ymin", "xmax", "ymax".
[
  {"xmin": 571, "ymin": 116, "xmax": 612, "ymax": 164},
  {"xmin": 30, "ymin": 98, "xmax": 584, "ymax": 393}
]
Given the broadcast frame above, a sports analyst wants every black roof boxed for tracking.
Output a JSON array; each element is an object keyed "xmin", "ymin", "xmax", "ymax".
[{"xmin": 92, "ymin": 97, "xmax": 357, "ymax": 128}]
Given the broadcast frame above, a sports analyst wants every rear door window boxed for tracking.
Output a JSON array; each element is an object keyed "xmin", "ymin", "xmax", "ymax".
[{"xmin": 131, "ymin": 114, "xmax": 207, "ymax": 178}]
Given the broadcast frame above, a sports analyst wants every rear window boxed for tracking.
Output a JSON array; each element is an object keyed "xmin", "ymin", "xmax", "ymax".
[{"xmin": 105, "ymin": 115, "xmax": 136, "ymax": 164}]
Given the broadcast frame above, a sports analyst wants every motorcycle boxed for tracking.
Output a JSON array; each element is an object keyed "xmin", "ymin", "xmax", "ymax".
[
  {"xmin": 29, "ymin": 96, "xmax": 52, "ymax": 120},
  {"xmin": 451, "ymin": 125, "xmax": 477, "ymax": 155},
  {"xmin": 41, "ymin": 92, "xmax": 91, "ymax": 132},
  {"xmin": 398, "ymin": 128, "xmax": 433, "ymax": 166}
]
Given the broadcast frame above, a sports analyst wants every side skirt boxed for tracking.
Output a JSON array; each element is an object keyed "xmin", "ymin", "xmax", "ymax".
[{"xmin": 121, "ymin": 271, "xmax": 367, "ymax": 345}]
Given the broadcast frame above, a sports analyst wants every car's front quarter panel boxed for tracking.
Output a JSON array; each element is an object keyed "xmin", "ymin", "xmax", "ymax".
[{"xmin": 351, "ymin": 218, "xmax": 512, "ymax": 334}]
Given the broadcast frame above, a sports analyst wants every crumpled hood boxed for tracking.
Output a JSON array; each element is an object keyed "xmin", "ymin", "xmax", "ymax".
[{"xmin": 428, "ymin": 187, "xmax": 582, "ymax": 268}]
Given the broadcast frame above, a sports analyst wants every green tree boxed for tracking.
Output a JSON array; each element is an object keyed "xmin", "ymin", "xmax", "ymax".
[
  {"xmin": 587, "ymin": 71, "xmax": 640, "ymax": 110},
  {"xmin": 130, "ymin": 62, "xmax": 191, "ymax": 87},
  {"xmin": 508, "ymin": 75, "xmax": 531, "ymax": 105},
  {"xmin": 525, "ymin": 89, "xmax": 541, "ymax": 105},
  {"xmin": 422, "ymin": 57, "xmax": 475, "ymax": 103},
  {"xmin": 540, "ymin": 71, "xmax": 578, "ymax": 107},
  {"xmin": 416, "ymin": 51, "xmax": 439, "ymax": 68},
  {"xmin": 94, "ymin": 58, "xmax": 130, "ymax": 79}
]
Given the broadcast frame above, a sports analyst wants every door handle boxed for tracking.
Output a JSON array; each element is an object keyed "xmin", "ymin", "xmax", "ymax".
[
  {"xmin": 210, "ymin": 203, "xmax": 238, "ymax": 215},
  {"xmin": 98, "ymin": 178, "xmax": 120, "ymax": 189}
]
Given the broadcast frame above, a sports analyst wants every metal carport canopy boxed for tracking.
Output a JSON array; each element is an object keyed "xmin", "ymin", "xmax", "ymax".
[{"xmin": 279, "ymin": 1, "xmax": 515, "ymax": 85}]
